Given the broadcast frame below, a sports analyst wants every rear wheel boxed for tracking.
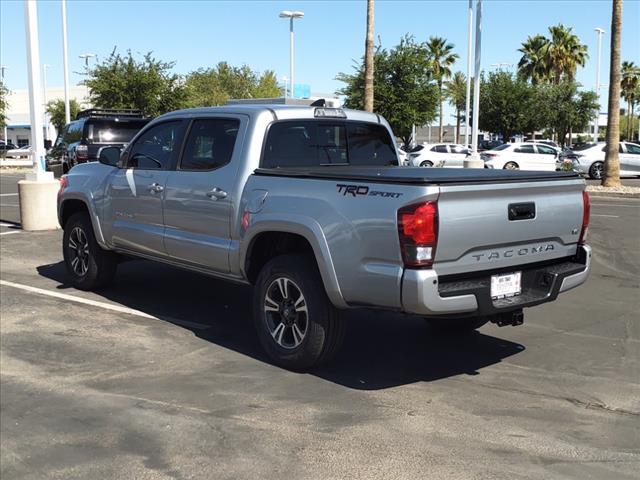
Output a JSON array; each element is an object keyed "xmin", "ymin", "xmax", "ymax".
[
  {"xmin": 424, "ymin": 316, "xmax": 489, "ymax": 333},
  {"xmin": 503, "ymin": 161, "xmax": 519, "ymax": 170},
  {"xmin": 589, "ymin": 161, "xmax": 604, "ymax": 180},
  {"xmin": 63, "ymin": 212, "xmax": 117, "ymax": 290},
  {"xmin": 253, "ymin": 254, "xmax": 345, "ymax": 371},
  {"xmin": 420, "ymin": 160, "xmax": 434, "ymax": 167}
]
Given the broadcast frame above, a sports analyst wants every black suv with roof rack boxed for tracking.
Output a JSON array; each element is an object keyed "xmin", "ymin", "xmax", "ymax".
[{"xmin": 46, "ymin": 109, "xmax": 150, "ymax": 174}]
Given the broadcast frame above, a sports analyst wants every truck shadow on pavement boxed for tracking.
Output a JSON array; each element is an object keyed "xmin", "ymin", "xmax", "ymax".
[{"xmin": 37, "ymin": 259, "xmax": 525, "ymax": 390}]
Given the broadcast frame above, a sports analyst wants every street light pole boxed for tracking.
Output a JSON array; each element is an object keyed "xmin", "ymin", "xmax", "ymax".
[
  {"xmin": 61, "ymin": 0, "xmax": 71, "ymax": 124},
  {"xmin": 464, "ymin": 0, "xmax": 473, "ymax": 147},
  {"xmin": 470, "ymin": 0, "xmax": 482, "ymax": 156},
  {"xmin": 1, "ymin": 65, "xmax": 7, "ymax": 143},
  {"xmin": 79, "ymin": 53, "xmax": 96, "ymax": 68},
  {"xmin": 279, "ymin": 11, "xmax": 304, "ymax": 99},
  {"xmin": 42, "ymin": 64, "xmax": 50, "ymax": 141},
  {"xmin": 24, "ymin": 0, "xmax": 45, "ymax": 173},
  {"xmin": 593, "ymin": 27, "xmax": 605, "ymax": 143}
]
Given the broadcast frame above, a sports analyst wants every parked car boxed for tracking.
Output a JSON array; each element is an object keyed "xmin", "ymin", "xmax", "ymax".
[
  {"xmin": 568, "ymin": 142, "xmax": 640, "ymax": 179},
  {"xmin": 58, "ymin": 104, "xmax": 591, "ymax": 370},
  {"xmin": 406, "ymin": 143, "xmax": 470, "ymax": 167},
  {"xmin": 6, "ymin": 145, "xmax": 31, "ymax": 158},
  {"xmin": 0, "ymin": 141, "xmax": 18, "ymax": 153},
  {"xmin": 47, "ymin": 109, "xmax": 150, "ymax": 174},
  {"xmin": 482, "ymin": 142, "xmax": 559, "ymax": 171}
]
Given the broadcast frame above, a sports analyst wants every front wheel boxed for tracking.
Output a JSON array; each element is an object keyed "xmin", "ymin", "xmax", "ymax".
[
  {"xmin": 420, "ymin": 160, "xmax": 434, "ymax": 167},
  {"xmin": 253, "ymin": 254, "xmax": 345, "ymax": 371},
  {"xmin": 503, "ymin": 161, "xmax": 519, "ymax": 170},
  {"xmin": 589, "ymin": 161, "xmax": 604, "ymax": 180},
  {"xmin": 424, "ymin": 316, "xmax": 489, "ymax": 333},
  {"xmin": 63, "ymin": 212, "xmax": 118, "ymax": 290}
]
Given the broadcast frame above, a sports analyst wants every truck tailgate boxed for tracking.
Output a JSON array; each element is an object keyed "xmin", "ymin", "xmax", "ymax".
[{"xmin": 434, "ymin": 178, "xmax": 585, "ymax": 276}]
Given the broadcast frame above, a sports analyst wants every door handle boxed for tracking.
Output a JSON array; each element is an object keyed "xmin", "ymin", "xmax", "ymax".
[
  {"xmin": 206, "ymin": 187, "xmax": 227, "ymax": 200},
  {"xmin": 148, "ymin": 182, "xmax": 164, "ymax": 194}
]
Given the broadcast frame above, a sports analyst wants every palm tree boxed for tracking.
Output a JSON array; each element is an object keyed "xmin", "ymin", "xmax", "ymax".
[
  {"xmin": 517, "ymin": 35, "xmax": 550, "ymax": 84},
  {"xmin": 603, "ymin": 0, "xmax": 622, "ymax": 187},
  {"xmin": 621, "ymin": 61, "xmax": 640, "ymax": 140},
  {"xmin": 445, "ymin": 72, "xmax": 466, "ymax": 143},
  {"xmin": 425, "ymin": 36, "xmax": 459, "ymax": 142},
  {"xmin": 363, "ymin": 0, "xmax": 375, "ymax": 112},
  {"xmin": 546, "ymin": 24, "xmax": 589, "ymax": 84}
]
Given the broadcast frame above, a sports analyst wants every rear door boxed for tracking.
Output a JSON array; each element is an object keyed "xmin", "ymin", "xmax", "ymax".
[
  {"xmin": 163, "ymin": 116, "xmax": 246, "ymax": 272},
  {"xmin": 105, "ymin": 120, "xmax": 185, "ymax": 256},
  {"xmin": 512, "ymin": 144, "xmax": 538, "ymax": 169}
]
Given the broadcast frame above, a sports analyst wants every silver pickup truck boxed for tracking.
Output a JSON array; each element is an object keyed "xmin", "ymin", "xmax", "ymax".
[{"xmin": 57, "ymin": 104, "xmax": 591, "ymax": 370}]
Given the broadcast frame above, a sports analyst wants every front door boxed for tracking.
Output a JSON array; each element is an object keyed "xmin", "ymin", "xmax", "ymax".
[
  {"xmin": 163, "ymin": 116, "xmax": 245, "ymax": 273},
  {"xmin": 621, "ymin": 143, "xmax": 640, "ymax": 174},
  {"xmin": 104, "ymin": 120, "xmax": 184, "ymax": 256},
  {"xmin": 534, "ymin": 144, "xmax": 558, "ymax": 171}
]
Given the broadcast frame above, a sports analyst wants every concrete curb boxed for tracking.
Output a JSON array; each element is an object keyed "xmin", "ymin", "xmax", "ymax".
[{"xmin": 587, "ymin": 191, "xmax": 640, "ymax": 199}]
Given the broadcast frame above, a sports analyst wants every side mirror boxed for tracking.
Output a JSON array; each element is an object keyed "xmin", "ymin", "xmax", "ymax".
[{"xmin": 98, "ymin": 146, "xmax": 121, "ymax": 167}]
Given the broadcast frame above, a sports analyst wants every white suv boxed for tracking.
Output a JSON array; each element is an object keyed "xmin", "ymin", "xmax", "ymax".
[
  {"xmin": 482, "ymin": 142, "xmax": 558, "ymax": 171},
  {"xmin": 406, "ymin": 143, "xmax": 469, "ymax": 167}
]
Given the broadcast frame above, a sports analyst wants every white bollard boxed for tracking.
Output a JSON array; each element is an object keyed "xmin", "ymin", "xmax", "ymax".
[
  {"xmin": 18, "ymin": 171, "xmax": 60, "ymax": 231},
  {"xmin": 463, "ymin": 152, "xmax": 485, "ymax": 169}
]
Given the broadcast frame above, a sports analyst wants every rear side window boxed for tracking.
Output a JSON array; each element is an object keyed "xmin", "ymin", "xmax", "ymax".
[
  {"xmin": 515, "ymin": 145, "xmax": 535, "ymax": 153},
  {"xmin": 180, "ymin": 119, "xmax": 240, "ymax": 170},
  {"xmin": 431, "ymin": 145, "xmax": 448, "ymax": 153},
  {"xmin": 65, "ymin": 120, "xmax": 83, "ymax": 143},
  {"xmin": 262, "ymin": 121, "xmax": 397, "ymax": 168}
]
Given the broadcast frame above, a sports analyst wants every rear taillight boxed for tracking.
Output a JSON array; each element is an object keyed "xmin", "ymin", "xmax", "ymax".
[
  {"xmin": 484, "ymin": 152, "xmax": 497, "ymax": 157},
  {"xmin": 398, "ymin": 201, "xmax": 438, "ymax": 267},
  {"xmin": 76, "ymin": 144, "xmax": 88, "ymax": 161},
  {"xmin": 58, "ymin": 176, "xmax": 68, "ymax": 199},
  {"xmin": 579, "ymin": 191, "xmax": 590, "ymax": 245}
]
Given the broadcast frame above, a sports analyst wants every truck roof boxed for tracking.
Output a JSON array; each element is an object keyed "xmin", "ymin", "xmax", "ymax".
[{"xmin": 156, "ymin": 104, "xmax": 382, "ymax": 124}]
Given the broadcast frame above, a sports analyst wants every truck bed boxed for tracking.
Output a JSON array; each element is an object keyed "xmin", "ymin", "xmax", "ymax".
[{"xmin": 253, "ymin": 166, "xmax": 580, "ymax": 185}]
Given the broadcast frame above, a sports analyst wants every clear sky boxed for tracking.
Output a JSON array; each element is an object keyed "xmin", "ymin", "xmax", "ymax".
[{"xmin": 1, "ymin": 0, "xmax": 639, "ymax": 118}]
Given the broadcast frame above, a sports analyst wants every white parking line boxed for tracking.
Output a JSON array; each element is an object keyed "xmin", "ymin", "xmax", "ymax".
[
  {"xmin": 0, "ymin": 193, "xmax": 18, "ymax": 196},
  {"xmin": 592, "ymin": 214, "xmax": 620, "ymax": 218},
  {"xmin": 0, "ymin": 222, "xmax": 17, "ymax": 227},
  {"xmin": 591, "ymin": 204, "xmax": 638, "ymax": 208},
  {"xmin": 0, "ymin": 230, "xmax": 21, "ymax": 235},
  {"xmin": 0, "ymin": 279, "xmax": 210, "ymax": 330}
]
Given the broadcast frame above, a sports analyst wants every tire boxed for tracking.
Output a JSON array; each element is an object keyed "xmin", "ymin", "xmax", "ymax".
[
  {"xmin": 588, "ymin": 161, "xmax": 604, "ymax": 180},
  {"xmin": 503, "ymin": 161, "xmax": 519, "ymax": 170},
  {"xmin": 253, "ymin": 254, "xmax": 345, "ymax": 371},
  {"xmin": 420, "ymin": 160, "xmax": 434, "ymax": 167},
  {"xmin": 63, "ymin": 212, "xmax": 117, "ymax": 290},
  {"xmin": 424, "ymin": 316, "xmax": 489, "ymax": 333}
]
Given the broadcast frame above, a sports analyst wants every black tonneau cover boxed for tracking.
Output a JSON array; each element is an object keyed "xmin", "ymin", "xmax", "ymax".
[{"xmin": 253, "ymin": 166, "xmax": 581, "ymax": 185}]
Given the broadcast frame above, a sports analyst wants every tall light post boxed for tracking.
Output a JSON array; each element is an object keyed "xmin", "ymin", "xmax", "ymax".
[
  {"xmin": 42, "ymin": 64, "xmax": 50, "ymax": 141},
  {"xmin": 61, "ymin": 0, "xmax": 70, "ymax": 124},
  {"xmin": 465, "ymin": 0, "xmax": 484, "ymax": 168},
  {"xmin": 1, "ymin": 65, "xmax": 8, "ymax": 143},
  {"xmin": 593, "ymin": 27, "xmax": 605, "ymax": 142},
  {"xmin": 79, "ymin": 53, "xmax": 96, "ymax": 68},
  {"xmin": 279, "ymin": 10, "xmax": 304, "ymax": 99},
  {"xmin": 281, "ymin": 76, "xmax": 289, "ymax": 99},
  {"xmin": 464, "ymin": 0, "xmax": 473, "ymax": 147}
]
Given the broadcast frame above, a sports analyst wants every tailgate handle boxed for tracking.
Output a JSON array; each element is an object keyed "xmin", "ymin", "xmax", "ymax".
[{"xmin": 508, "ymin": 202, "xmax": 536, "ymax": 221}]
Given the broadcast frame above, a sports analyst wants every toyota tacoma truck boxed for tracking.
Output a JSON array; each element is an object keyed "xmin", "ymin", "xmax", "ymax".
[{"xmin": 57, "ymin": 104, "xmax": 592, "ymax": 370}]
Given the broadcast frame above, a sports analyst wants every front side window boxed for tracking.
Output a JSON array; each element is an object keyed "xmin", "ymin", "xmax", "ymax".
[
  {"xmin": 536, "ymin": 144, "xmax": 556, "ymax": 155},
  {"xmin": 262, "ymin": 120, "xmax": 397, "ymax": 168},
  {"xmin": 127, "ymin": 121, "xmax": 181, "ymax": 170},
  {"xmin": 450, "ymin": 145, "xmax": 467, "ymax": 154},
  {"xmin": 180, "ymin": 119, "xmax": 240, "ymax": 170}
]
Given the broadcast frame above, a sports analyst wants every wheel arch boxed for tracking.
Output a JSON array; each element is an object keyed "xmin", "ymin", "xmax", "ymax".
[{"xmin": 59, "ymin": 195, "xmax": 107, "ymax": 247}]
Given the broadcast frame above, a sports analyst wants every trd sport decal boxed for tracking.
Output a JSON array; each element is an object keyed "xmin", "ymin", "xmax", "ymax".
[{"xmin": 336, "ymin": 184, "xmax": 403, "ymax": 199}]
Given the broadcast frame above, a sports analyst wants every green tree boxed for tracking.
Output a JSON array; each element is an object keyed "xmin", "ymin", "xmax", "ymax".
[
  {"xmin": 445, "ymin": 72, "xmax": 466, "ymax": 142},
  {"xmin": 337, "ymin": 35, "xmax": 438, "ymax": 146},
  {"xmin": 46, "ymin": 99, "xmax": 81, "ymax": 131},
  {"xmin": 517, "ymin": 25, "xmax": 588, "ymax": 85},
  {"xmin": 0, "ymin": 81, "xmax": 8, "ymax": 130},
  {"xmin": 184, "ymin": 62, "xmax": 280, "ymax": 107},
  {"xmin": 543, "ymin": 82, "xmax": 599, "ymax": 146},
  {"xmin": 603, "ymin": 0, "xmax": 622, "ymax": 187},
  {"xmin": 84, "ymin": 49, "xmax": 187, "ymax": 117},
  {"xmin": 479, "ymin": 71, "xmax": 538, "ymax": 142},
  {"xmin": 425, "ymin": 36, "xmax": 459, "ymax": 142},
  {"xmin": 621, "ymin": 61, "xmax": 640, "ymax": 140},
  {"xmin": 517, "ymin": 34, "xmax": 550, "ymax": 84}
]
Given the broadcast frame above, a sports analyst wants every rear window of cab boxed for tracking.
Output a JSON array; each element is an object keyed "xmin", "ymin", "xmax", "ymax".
[{"xmin": 261, "ymin": 120, "xmax": 398, "ymax": 168}]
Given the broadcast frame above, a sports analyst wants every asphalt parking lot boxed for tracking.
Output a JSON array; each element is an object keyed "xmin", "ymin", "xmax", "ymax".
[{"xmin": 1, "ymin": 171, "xmax": 639, "ymax": 479}]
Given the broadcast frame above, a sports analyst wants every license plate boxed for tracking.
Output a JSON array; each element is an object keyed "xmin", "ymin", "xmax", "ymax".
[{"xmin": 491, "ymin": 272, "xmax": 522, "ymax": 299}]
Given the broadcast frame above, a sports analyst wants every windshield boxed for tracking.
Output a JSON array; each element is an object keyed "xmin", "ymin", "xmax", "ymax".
[{"xmin": 86, "ymin": 120, "xmax": 148, "ymax": 143}]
